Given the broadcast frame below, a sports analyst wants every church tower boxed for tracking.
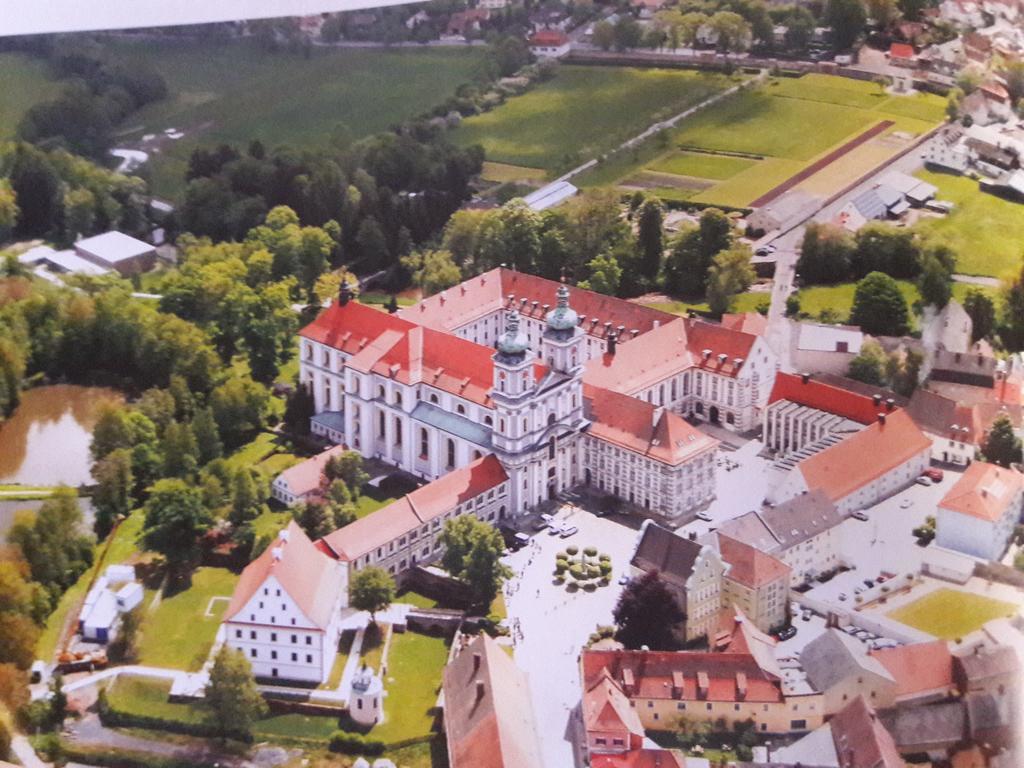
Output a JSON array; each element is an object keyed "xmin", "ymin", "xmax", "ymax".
[
  {"xmin": 542, "ymin": 282, "xmax": 584, "ymax": 374},
  {"xmin": 491, "ymin": 310, "xmax": 537, "ymax": 514}
]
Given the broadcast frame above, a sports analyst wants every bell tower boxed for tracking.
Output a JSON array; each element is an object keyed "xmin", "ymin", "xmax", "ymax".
[{"xmin": 542, "ymin": 281, "xmax": 583, "ymax": 374}]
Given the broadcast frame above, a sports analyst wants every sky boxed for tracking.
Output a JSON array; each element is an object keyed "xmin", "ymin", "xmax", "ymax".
[{"xmin": 1, "ymin": 0, "xmax": 421, "ymax": 37}]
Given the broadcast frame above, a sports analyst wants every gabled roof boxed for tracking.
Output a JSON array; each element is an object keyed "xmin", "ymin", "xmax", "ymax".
[
  {"xmin": 759, "ymin": 489, "xmax": 844, "ymax": 550},
  {"xmin": 630, "ymin": 522, "xmax": 707, "ymax": 590},
  {"xmin": 830, "ymin": 696, "xmax": 906, "ymax": 768},
  {"xmin": 319, "ymin": 455, "xmax": 507, "ymax": 561},
  {"xmin": 718, "ymin": 608, "xmax": 782, "ymax": 679},
  {"xmin": 711, "ymin": 534, "xmax": 790, "ymax": 589},
  {"xmin": 442, "ymin": 633, "xmax": 544, "ymax": 768},
  {"xmin": 582, "ymin": 668, "xmax": 645, "ymax": 737},
  {"xmin": 275, "ymin": 445, "xmax": 348, "ymax": 498},
  {"xmin": 713, "ymin": 510, "xmax": 780, "ymax": 553},
  {"xmin": 584, "ymin": 384, "xmax": 718, "ymax": 466},
  {"xmin": 796, "ymin": 410, "xmax": 931, "ymax": 504},
  {"xmin": 225, "ymin": 520, "xmax": 343, "ymax": 630},
  {"xmin": 769, "ymin": 372, "xmax": 888, "ymax": 425},
  {"xmin": 890, "ymin": 42, "xmax": 916, "ymax": 58},
  {"xmin": 906, "ymin": 388, "xmax": 983, "ymax": 444},
  {"xmin": 870, "ymin": 640, "xmax": 954, "ymax": 699},
  {"xmin": 722, "ymin": 311, "xmax": 768, "ymax": 337},
  {"xmin": 799, "ymin": 630, "xmax": 895, "ymax": 693},
  {"xmin": 938, "ymin": 461, "xmax": 1024, "ymax": 522},
  {"xmin": 590, "ymin": 750, "xmax": 686, "ymax": 768}
]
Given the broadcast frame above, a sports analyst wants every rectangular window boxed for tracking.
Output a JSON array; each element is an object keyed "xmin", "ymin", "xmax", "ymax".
[
  {"xmin": 250, "ymin": 649, "xmax": 257, "ymax": 658},
  {"xmin": 235, "ymin": 630, "xmax": 241, "ymax": 639},
  {"xmin": 306, "ymin": 654, "xmax": 313, "ymax": 663}
]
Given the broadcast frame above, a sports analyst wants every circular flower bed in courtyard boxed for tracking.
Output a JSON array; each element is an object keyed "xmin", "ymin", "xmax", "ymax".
[{"xmin": 553, "ymin": 546, "xmax": 612, "ymax": 590}]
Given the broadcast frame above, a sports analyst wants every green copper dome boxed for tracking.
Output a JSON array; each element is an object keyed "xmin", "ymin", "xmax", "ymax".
[
  {"xmin": 545, "ymin": 283, "xmax": 578, "ymax": 332},
  {"xmin": 497, "ymin": 310, "xmax": 529, "ymax": 357}
]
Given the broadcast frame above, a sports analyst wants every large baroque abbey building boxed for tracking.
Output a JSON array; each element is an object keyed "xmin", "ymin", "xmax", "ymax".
[{"xmin": 298, "ymin": 268, "xmax": 777, "ymax": 521}]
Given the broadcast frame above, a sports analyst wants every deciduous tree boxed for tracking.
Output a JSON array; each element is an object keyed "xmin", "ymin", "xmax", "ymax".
[
  {"xmin": 962, "ymin": 289, "xmax": 995, "ymax": 342},
  {"xmin": 983, "ymin": 415, "xmax": 1023, "ymax": 468},
  {"xmin": 142, "ymin": 479, "xmax": 211, "ymax": 570},
  {"xmin": 613, "ymin": 570, "xmax": 684, "ymax": 650},
  {"xmin": 706, "ymin": 245, "xmax": 755, "ymax": 315},
  {"xmin": 205, "ymin": 647, "xmax": 268, "ymax": 740},
  {"xmin": 349, "ymin": 567, "xmax": 396, "ymax": 624},
  {"xmin": 850, "ymin": 272, "xmax": 910, "ymax": 336}
]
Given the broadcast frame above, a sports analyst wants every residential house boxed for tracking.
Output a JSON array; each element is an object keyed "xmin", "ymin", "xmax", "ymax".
[
  {"xmin": 790, "ymin": 322, "xmax": 864, "ymax": 376},
  {"xmin": 704, "ymin": 533, "xmax": 791, "ymax": 633},
  {"xmin": 889, "ymin": 42, "xmax": 918, "ymax": 68},
  {"xmin": 528, "ymin": 29, "xmax": 571, "ymax": 58},
  {"xmin": 799, "ymin": 629, "xmax": 898, "ymax": 714},
  {"xmin": 935, "ymin": 461, "xmax": 1024, "ymax": 560},
  {"xmin": 870, "ymin": 640, "xmax": 956, "ymax": 707},
  {"xmin": 270, "ymin": 445, "xmax": 349, "ymax": 505},
  {"xmin": 222, "ymin": 522, "xmax": 346, "ymax": 684},
  {"xmin": 906, "ymin": 388, "xmax": 981, "ymax": 465},
  {"xmin": 441, "ymin": 632, "xmax": 544, "ymax": 768}
]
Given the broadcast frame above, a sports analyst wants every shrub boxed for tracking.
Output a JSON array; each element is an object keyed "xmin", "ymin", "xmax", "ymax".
[
  {"xmin": 599, "ymin": 561, "xmax": 613, "ymax": 576},
  {"xmin": 587, "ymin": 565, "xmax": 601, "ymax": 579},
  {"xmin": 555, "ymin": 561, "xmax": 568, "ymax": 575},
  {"xmin": 569, "ymin": 564, "xmax": 585, "ymax": 580},
  {"xmin": 584, "ymin": 546, "xmax": 598, "ymax": 558},
  {"xmin": 599, "ymin": 553, "xmax": 611, "ymax": 563},
  {"xmin": 329, "ymin": 731, "xmax": 385, "ymax": 756},
  {"xmin": 566, "ymin": 546, "xmax": 579, "ymax": 557},
  {"xmin": 556, "ymin": 551, "xmax": 568, "ymax": 560}
]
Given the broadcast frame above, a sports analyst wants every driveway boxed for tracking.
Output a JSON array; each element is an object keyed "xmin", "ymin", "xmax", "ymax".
[{"xmin": 503, "ymin": 503, "xmax": 644, "ymax": 768}]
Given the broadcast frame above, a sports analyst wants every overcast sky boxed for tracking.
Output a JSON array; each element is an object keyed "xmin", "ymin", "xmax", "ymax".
[{"xmin": 1, "ymin": 0, "xmax": 419, "ymax": 37}]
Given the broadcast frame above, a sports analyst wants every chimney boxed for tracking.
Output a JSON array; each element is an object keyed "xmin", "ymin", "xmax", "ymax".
[
  {"xmin": 801, "ymin": 372, "xmax": 810, "ymax": 384},
  {"xmin": 338, "ymin": 279, "xmax": 353, "ymax": 306},
  {"xmin": 878, "ymin": 412, "xmax": 886, "ymax": 424},
  {"xmin": 607, "ymin": 332, "xmax": 617, "ymax": 356},
  {"xmin": 272, "ymin": 547, "xmax": 283, "ymax": 561},
  {"xmin": 885, "ymin": 398, "xmax": 895, "ymax": 411},
  {"xmin": 631, "ymin": 329, "xmax": 639, "ymax": 338},
  {"xmin": 671, "ymin": 670, "xmax": 684, "ymax": 699},
  {"xmin": 697, "ymin": 671, "xmax": 709, "ymax": 699},
  {"xmin": 278, "ymin": 529, "xmax": 290, "ymax": 543},
  {"xmin": 473, "ymin": 652, "xmax": 482, "ymax": 673},
  {"xmin": 689, "ymin": 531, "xmax": 697, "ymax": 540},
  {"xmin": 873, "ymin": 394, "xmax": 882, "ymax": 407},
  {"xmin": 703, "ymin": 349, "xmax": 712, "ymax": 360},
  {"xmin": 475, "ymin": 679, "xmax": 485, "ymax": 701}
]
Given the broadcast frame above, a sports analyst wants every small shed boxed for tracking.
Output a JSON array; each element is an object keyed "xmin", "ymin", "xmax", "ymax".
[
  {"xmin": 81, "ymin": 589, "xmax": 119, "ymax": 644},
  {"xmin": 105, "ymin": 564, "xmax": 136, "ymax": 586},
  {"xmin": 116, "ymin": 582, "xmax": 144, "ymax": 613}
]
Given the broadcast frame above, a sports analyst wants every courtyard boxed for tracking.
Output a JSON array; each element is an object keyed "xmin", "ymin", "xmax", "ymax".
[{"xmin": 887, "ymin": 588, "xmax": 1020, "ymax": 641}]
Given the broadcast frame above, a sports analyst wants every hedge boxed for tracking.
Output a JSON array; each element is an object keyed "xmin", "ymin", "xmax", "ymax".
[
  {"xmin": 61, "ymin": 742, "xmax": 206, "ymax": 768},
  {"xmin": 98, "ymin": 689, "xmax": 251, "ymax": 743},
  {"xmin": 329, "ymin": 730, "xmax": 386, "ymax": 756}
]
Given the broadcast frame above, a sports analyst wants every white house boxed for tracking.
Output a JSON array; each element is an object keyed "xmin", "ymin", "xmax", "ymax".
[
  {"xmin": 936, "ymin": 461, "xmax": 1024, "ymax": 561},
  {"xmin": 270, "ymin": 444, "xmax": 347, "ymax": 505},
  {"xmin": 223, "ymin": 522, "xmax": 346, "ymax": 684}
]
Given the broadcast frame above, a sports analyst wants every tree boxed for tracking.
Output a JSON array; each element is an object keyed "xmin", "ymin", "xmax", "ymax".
[
  {"xmin": 706, "ymin": 245, "xmax": 755, "ymax": 316},
  {"xmin": 917, "ymin": 252, "xmax": 952, "ymax": 308},
  {"xmin": 1001, "ymin": 259, "xmax": 1024, "ymax": 351},
  {"xmin": 283, "ymin": 383, "xmax": 316, "ymax": 436},
  {"xmin": 0, "ymin": 179, "xmax": 18, "ymax": 242},
  {"xmin": 162, "ymin": 420, "xmax": 199, "ymax": 479},
  {"xmin": 6, "ymin": 143, "xmax": 61, "ymax": 238},
  {"xmin": 142, "ymin": 479, "xmax": 211, "ymax": 571},
  {"xmin": 824, "ymin": 0, "xmax": 867, "ymax": 49},
  {"xmin": 663, "ymin": 209, "xmax": 733, "ymax": 296},
  {"xmin": 797, "ymin": 222, "xmax": 854, "ymax": 284},
  {"xmin": 983, "ymin": 415, "xmax": 1023, "ymax": 468},
  {"xmin": 613, "ymin": 16, "xmax": 643, "ymax": 51},
  {"xmin": 205, "ymin": 647, "xmax": 268, "ymax": 740},
  {"xmin": 852, "ymin": 223, "xmax": 920, "ymax": 279},
  {"xmin": 401, "ymin": 249, "xmax": 461, "ymax": 296},
  {"xmin": 355, "ymin": 216, "xmax": 390, "ymax": 270},
  {"xmin": 191, "ymin": 407, "xmax": 223, "ymax": 465},
  {"xmin": 866, "ymin": 0, "xmax": 901, "ymax": 28},
  {"xmin": 963, "ymin": 289, "xmax": 995, "ymax": 342},
  {"xmin": 210, "ymin": 376, "xmax": 269, "ymax": 449},
  {"xmin": 440, "ymin": 516, "xmax": 511, "ymax": 608},
  {"xmin": 0, "ymin": 612, "xmax": 38, "ymax": 669},
  {"xmin": 847, "ymin": 339, "xmax": 887, "ymax": 385},
  {"xmin": 784, "ymin": 7, "xmax": 816, "ymax": 50},
  {"xmin": 230, "ymin": 468, "xmax": 262, "ymax": 525},
  {"xmin": 92, "ymin": 448, "xmax": 133, "ymax": 539},
  {"xmin": 324, "ymin": 451, "xmax": 368, "ymax": 497},
  {"xmin": 850, "ymin": 272, "xmax": 910, "ymax": 336},
  {"xmin": 48, "ymin": 673, "xmax": 67, "ymax": 728},
  {"xmin": 578, "ymin": 251, "xmax": 623, "ymax": 296},
  {"xmin": 592, "ymin": 20, "xmax": 615, "ymax": 50},
  {"xmin": 709, "ymin": 11, "xmax": 752, "ymax": 52},
  {"xmin": 636, "ymin": 198, "xmax": 665, "ymax": 280},
  {"xmin": 1001, "ymin": 61, "xmax": 1024, "ymax": 104},
  {"xmin": 349, "ymin": 567, "xmax": 395, "ymax": 624},
  {"xmin": 613, "ymin": 570, "xmax": 684, "ymax": 650}
]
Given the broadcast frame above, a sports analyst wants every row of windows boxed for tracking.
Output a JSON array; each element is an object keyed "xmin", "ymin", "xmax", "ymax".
[
  {"xmin": 235, "ymin": 629, "xmax": 315, "ymax": 645},
  {"xmin": 247, "ymin": 647, "xmax": 314, "ymax": 663}
]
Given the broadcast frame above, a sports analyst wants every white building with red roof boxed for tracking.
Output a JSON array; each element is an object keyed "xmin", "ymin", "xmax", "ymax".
[
  {"xmin": 270, "ymin": 445, "xmax": 348, "ymax": 505},
  {"xmin": 223, "ymin": 521, "xmax": 346, "ymax": 684},
  {"xmin": 936, "ymin": 461, "xmax": 1024, "ymax": 561}
]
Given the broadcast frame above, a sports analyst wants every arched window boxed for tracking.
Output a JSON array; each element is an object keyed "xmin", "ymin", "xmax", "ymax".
[
  {"xmin": 522, "ymin": 418, "xmax": 528, "ymax": 433},
  {"xmin": 548, "ymin": 436, "xmax": 556, "ymax": 460},
  {"xmin": 378, "ymin": 411, "xmax": 385, "ymax": 438},
  {"xmin": 419, "ymin": 428, "xmax": 429, "ymax": 459},
  {"xmin": 498, "ymin": 505, "xmax": 506, "ymax": 519},
  {"xmin": 472, "ymin": 450, "xmax": 482, "ymax": 461},
  {"xmin": 547, "ymin": 412, "xmax": 556, "ymax": 426},
  {"xmin": 457, "ymin": 404, "xmax": 466, "ymax": 415},
  {"xmin": 377, "ymin": 385, "xmax": 385, "ymax": 399},
  {"xmin": 393, "ymin": 391, "xmax": 402, "ymax": 406},
  {"xmin": 430, "ymin": 393, "xmax": 439, "ymax": 404},
  {"xmin": 484, "ymin": 415, "xmax": 493, "ymax": 427},
  {"xmin": 447, "ymin": 439, "xmax": 456, "ymax": 469},
  {"xmin": 500, "ymin": 419, "xmax": 506, "ymax": 432}
]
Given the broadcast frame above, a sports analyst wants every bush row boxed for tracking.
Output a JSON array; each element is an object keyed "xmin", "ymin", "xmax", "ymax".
[
  {"xmin": 97, "ymin": 690, "xmax": 251, "ymax": 743},
  {"xmin": 329, "ymin": 730, "xmax": 386, "ymax": 756}
]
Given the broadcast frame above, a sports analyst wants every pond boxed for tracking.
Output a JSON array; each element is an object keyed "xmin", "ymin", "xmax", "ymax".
[{"xmin": 0, "ymin": 385, "xmax": 123, "ymax": 487}]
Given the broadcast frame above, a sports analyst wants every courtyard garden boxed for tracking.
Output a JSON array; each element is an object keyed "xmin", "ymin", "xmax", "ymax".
[
  {"xmin": 554, "ymin": 545, "xmax": 613, "ymax": 590},
  {"xmin": 887, "ymin": 588, "xmax": 1019, "ymax": 640}
]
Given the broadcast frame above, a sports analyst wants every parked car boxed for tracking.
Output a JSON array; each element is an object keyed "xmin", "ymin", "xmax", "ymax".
[
  {"xmin": 863, "ymin": 578, "xmax": 875, "ymax": 588},
  {"xmin": 618, "ymin": 574, "xmax": 631, "ymax": 586},
  {"xmin": 548, "ymin": 523, "xmax": 564, "ymax": 535},
  {"xmin": 851, "ymin": 510, "xmax": 869, "ymax": 521},
  {"xmin": 534, "ymin": 518, "xmax": 550, "ymax": 531},
  {"xmin": 776, "ymin": 626, "xmax": 797, "ymax": 641},
  {"xmin": 559, "ymin": 525, "xmax": 579, "ymax": 539},
  {"xmin": 843, "ymin": 625, "xmax": 859, "ymax": 635},
  {"xmin": 696, "ymin": 511, "xmax": 712, "ymax": 522},
  {"xmin": 924, "ymin": 468, "xmax": 944, "ymax": 482},
  {"xmin": 854, "ymin": 585, "xmax": 866, "ymax": 594},
  {"xmin": 801, "ymin": 609, "xmax": 812, "ymax": 621},
  {"xmin": 755, "ymin": 244, "xmax": 776, "ymax": 257},
  {"xmin": 838, "ymin": 592, "xmax": 848, "ymax": 601},
  {"xmin": 916, "ymin": 476, "xmax": 933, "ymax": 486},
  {"xmin": 899, "ymin": 498, "xmax": 912, "ymax": 509}
]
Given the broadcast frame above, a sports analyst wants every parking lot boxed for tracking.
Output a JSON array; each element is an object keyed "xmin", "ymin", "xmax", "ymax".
[{"xmin": 502, "ymin": 502, "xmax": 644, "ymax": 768}]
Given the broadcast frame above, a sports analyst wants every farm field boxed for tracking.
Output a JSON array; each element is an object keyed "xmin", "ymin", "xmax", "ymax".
[
  {"xmin": 580, "ymin": 73, "xmax": 944, "ymax": 209},
  {"xmin": 454, "ymin": 66, "xmax": 734, "ymax": 175},
  {"xmin": 888, "ymin": 588, "xmax": 1018, "ymax": 640},
  {"xmin": 0, "ymin": 52, "xmax": 63, "ymax": 139},
  {"xmin": 913, "ymin": 169, "xmax": 1024, "ymax": 278},
  {"xmin": 104, "ymin": 40, "xmax": 486, "ymax": 198}
]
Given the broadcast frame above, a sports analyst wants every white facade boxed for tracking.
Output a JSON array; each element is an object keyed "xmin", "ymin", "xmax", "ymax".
[{"xmin": 223, "ymin": 571, "xmax": 346, "ymax": 685}]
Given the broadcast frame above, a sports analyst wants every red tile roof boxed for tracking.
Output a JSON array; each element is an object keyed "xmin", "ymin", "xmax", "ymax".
[
  {"xmin": 584, "ymin": 384, "xmax": 718, "ymax": 466},
  {"xmin": 225, "ymin": 520, "xmax": 343, "ymax": 630},
  {"xmin": 581, "ymin": 648, "xmax": 784, "ymax": 704},
  {"xmin": 442, "ymin": 633, "xmax": 544, "ymax": 768},
  {"xmin": 769, "ymin": 372, "xmax": 890, "ymax": 425},
  {"xmin": 938, "ymin": 461, "xmax": 1024, "ymax": 522},
  {"xmin": 275, "ymin": 445, "xmax": 348, "ymax": 499},
  {"xmin": 830, "ymin": 696, "xmax": 906, "ymax": 768},
  {"xmin": 797, "ymin": 410, "xmax": 931, "ymax": 504},
  {"xmin": 890, "ymin": 42, "xmax": 916, "ymax": 58},
  {"xmin": 319, "ymin": 455, "xmax": 507, "ymax": 561},
  {"xmin": 715, "ymin": 534, "xmax": 791, "ymax": 589},
  {"xmin": 583, "ymin": 668, "xmax": 645, "ymax": 741},
  {"xmin": 870, "ymin": 641, "xmax": 955, "ymax": 700},
  {"xmin": 591, "ymin": 750, "xmax": 685, "ymax": 768},
  {"xmin": 530, "ymin": 29, "xmax": 569, "ymax": 45},
  {"xmin": 721, "ymin": 311, "xmax": 769, "ymax": 337}
]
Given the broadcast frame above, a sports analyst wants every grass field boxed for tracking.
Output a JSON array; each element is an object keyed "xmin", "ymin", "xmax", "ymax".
[
  {"xmin": 793, "ymin": 279, "xmax": 996, "ymax": 325},
  {"xmin": 0, "ymin": 52, "xmax": 62, "ymax": 139},
  {"xmin": 576, "ymin": 73, "xmax": 944, "ymax": 209},
  {"xmin": 455, "ymin": 66, "xmax": 733, "ymax": 174},
  {"xmin": 103, "ymin": 40, "xmax": 485, "ymax": 198},
  {"xmin": 368, "ymin": 630, "xmax": 449, "ymax": 743},
  {"xmin": 645, "ymin": 291, "xmax": 769, "ymax": 316},
  {"xmin": 914, "ymin": 170, "xmax": 1024, "ymax": 278},
  {"xmin": 888, "ymin": 588, "xmax": 1018, "ymax": 640},
  {"xmin": 480, "ymin": 161, "xmax": 547, "ymax": 184},
  {"xmin": 136, "ymin": 567, "xmax": 239, "ymax": 671}
]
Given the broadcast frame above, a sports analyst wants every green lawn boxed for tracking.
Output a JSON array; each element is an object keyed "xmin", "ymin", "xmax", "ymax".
[
  {"xmin": 103, "ymin": 40, "xmax": 485, "ymax": 198},
  {"xmin": 136, "ymin": 567, "xmax": 239, "ymax": 671},
  {"xmin": 367, "ymin": 630, "xmax": 449, "ymax": 743},
  {"xmin": 914, "ymin": 170, "xmax": 1024, "ymax": 278},
  {"xmin": 37, "ymin": 511, "xmax": 145, "ymax": 659},
  {"xmin": 455, "ymin": 66, "xmax": 733, "ymax": 173},
  {"xmin": 225, "ymin": 431, "xmax": 306, "ymax": 478},
  {"xmin": 360, "ymin": 622, "xmax": 389, "ymax": 674},
  {"xmin": 0, "ymin": 52, "xmax": 63, "ymax": 139},
  {"xmin": 646, "ymin": 291, "xmax": 769, "ymax": 317},
  {"xmin": 888, "ymin": 588, "xmax": 1019, "ymax": 640},
  {"xmin": 794, "ymin": 279, "xmax": 998, "ymax": 325},
  {"xmin": 648, "ymin": 150, "xmax": 756, "ymax": 180}
]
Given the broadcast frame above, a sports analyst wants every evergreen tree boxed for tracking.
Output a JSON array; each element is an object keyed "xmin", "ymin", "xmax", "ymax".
[
  {"xmin": 92, "ymin": 448, "xmax": 134, "ymax": 539},
  {"xmin": 161, "ymin": 420, "xmax": 199, "ymax": 479},
  {"xmin": 963, "ymin": 289, "xmax": 996, "ymax": 342},
  {"xmin": 191, "ymin": 407, "xmax": 223, "ymax": 465},
  {"xmin": 205, "ymin": 647, "xmax": 268, "ymax": 740},
  {"xmin": 230, "ymin": 468, "xmax": 261, "ymax": 526},
  {"xmin": 283, "ymin": 383, "xmax": 316, "ymax": 436},
  {"xmin": 636, "ymin": 198, "xmax": 665, "ymax": 280}
]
